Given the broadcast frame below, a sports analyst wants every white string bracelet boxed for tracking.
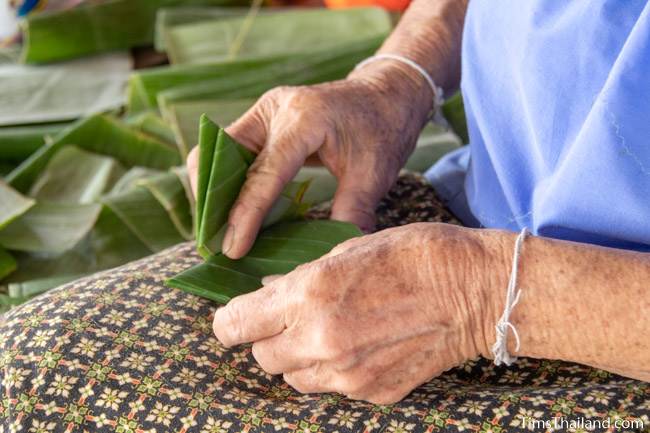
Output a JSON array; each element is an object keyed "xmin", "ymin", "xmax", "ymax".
[
  {"xmin": 354, "ymin": 54, "xmax": 446, "ymax": 125},
  {"xmin": 491, "ymin": 227, "xmax": 529, "ymax": 366}
]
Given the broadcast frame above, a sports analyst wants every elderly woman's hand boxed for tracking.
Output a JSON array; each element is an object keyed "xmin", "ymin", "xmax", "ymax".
[
  {"xmin": 187, "ymin": 63, "xmax": 433, "ymax": 259},
  {"xmin": 212, "ymin": 223, "xmax": 509, "ymax": 404}
]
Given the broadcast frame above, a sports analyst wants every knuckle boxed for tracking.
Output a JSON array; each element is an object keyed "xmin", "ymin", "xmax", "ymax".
[
  {"xmin": 213, "ymin": 301, "xmax": 245, "ymax": 347},
  {"xmin": 251, "ymin": 343, "xmax": 279, "ymax": 375},
  {"xmin": 333, "ymin": 372, "xmax": 372, "ymax": 395},
  {"xmin": 311, "ymin": 323, "xmax": 345, "ymax": 361},
  {"xmin": 283, "ymin": 372, "xmax": 310, "ymax": 394}
]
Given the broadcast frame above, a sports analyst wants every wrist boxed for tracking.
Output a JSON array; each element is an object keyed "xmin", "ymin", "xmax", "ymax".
[
  {"xmin": 415, "ymin": 225, "xmax": 514, "ymax": 360},
  {"xmin": 463, "ymin": 229, "xmax": 516, "ymax": 360},
  {"xmin": 347, "ymin": 60, "xmax": 434, "ymax": 130}
]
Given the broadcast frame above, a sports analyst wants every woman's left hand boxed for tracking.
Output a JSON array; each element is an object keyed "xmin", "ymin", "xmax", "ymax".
[{"xmin": 213, "ymin": 223, "xmax": 509, "ymax": 404}]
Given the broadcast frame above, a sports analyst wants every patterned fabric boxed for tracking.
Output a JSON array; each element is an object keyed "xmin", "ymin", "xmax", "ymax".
[{"xmin": 1, "ymin": 174, "xmax": 648, "ymax": 433}]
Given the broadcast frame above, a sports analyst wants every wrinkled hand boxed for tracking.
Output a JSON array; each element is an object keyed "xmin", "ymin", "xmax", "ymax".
[
  {"xmin": 213, "ymin": 223, "xmax": 508, "ymax": 404},
  {"xmin": 187, "ymin": 64, "xmax": 431, "ymax": 259}
]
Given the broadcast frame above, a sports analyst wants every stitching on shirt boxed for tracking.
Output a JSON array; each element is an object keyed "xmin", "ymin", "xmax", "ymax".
[
  {"xmin": 603, "ymin": 100, "xmax": 650, "ymax": 176},
  {"xmin": 473, "ymin": 209, "xmax": 533, "ymax": 229}
]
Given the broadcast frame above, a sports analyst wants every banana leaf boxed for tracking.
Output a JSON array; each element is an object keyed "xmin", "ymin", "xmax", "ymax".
[
  {"xmin": 3, "ymin": 206, "xmax": 152, "ymax": 296},
  {"xmin": 171, "ymin": 166, "xmax": 196, "ymax": 213},
  {"xmin": 0, "ymin": 46, "xmax": 20, "ymax": 64},
  {"xmin": 0, "ymin": 53, "xmax": 131, "ymax": 126},
  {"xmin": 195, "ymin": 115, "xmax": 252, "ymax": 257},
  {"xmin": 136, "ymin": 171, "xmax": 193, "ymax": 240},
  {"xmin": 0, "ymin": 294, "xmax": 30, "ymax": 314},
  {"xmin": 125, "ymin": 111, "xmax": 177, "ymax": 146},
  {"xmin": 0, "ymin": 163, "xmax": 17, "ymax": 177},
  {"xmin": 0, "ymin": 179, "xmax": 35, "ymax": 229},
  {"xmin": 20, "ymin": 0, "xmax": 246, "ymax": 64},
  {"xmin": 0, "ymin": 122, "xmax": 70, "ymax": 162},
  {"xmin": 167, "ymin": 220, "xmax": 361, "ymax": 303},
  {"xmin": 127, "ymin": 35, "xmax": 384, "ymax": 113},
  {"xmin": 167, "ymin": 7, "xmax": 390, "ymax": 65},
  {"xmin": 101, "ymin": 185, "xmax": 186, "ymax": 252},
  {"xmin": 29, "ymin": 146, "xmax": 124, "ymax": 204},
  {"xmin": 441, "ymin": 92, "xmax": 469, "ymax": 145},
  {"xmin": 163, "ymin": 98, "xmax": 254, "ymax": 156},
  {"xmin": 0, "ymin": 247, "xmax": 16, "ymax": 281},
  {"xmin": 405, "ymin": 124, "xmax": 462, "ymax": 172},
  {"xmin": 6, "ymin": 275, "xmax": 85, "ymax": 299},
  {"xmin": 109, "ymin": 167, "xmax": 163, "ymax": 194},
  {"xmin": 0, "ymin": 202, "xmax": 102, "ymax": 254},
  {"xmin": 6, "ymin": 114, "xmax": 181, "ymax": 193},
  {"xmin": 195, "ymin": 115, "xmax": 309, "ymax": 258},
  {"xmin": 155, "ymin": 7, "xmax": 255, "ymax": 51}
]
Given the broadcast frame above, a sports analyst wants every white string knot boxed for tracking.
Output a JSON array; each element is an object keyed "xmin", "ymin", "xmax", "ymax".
[
  {"xmin": 491, "ymin": 227, "xmax": 529, "ymax": 366},
  {"xmin": 354, "ymin": 53, "xmax": 447, "ymax": 126}
]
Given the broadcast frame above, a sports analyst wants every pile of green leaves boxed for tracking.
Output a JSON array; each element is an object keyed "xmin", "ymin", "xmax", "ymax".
[
  {"xmin": 0, "ymin": 114, "xmax": 190, "ymax": 311},
  {"xmin": 1, "ymin": 3, "xmax": 467, "ymax": 311}
]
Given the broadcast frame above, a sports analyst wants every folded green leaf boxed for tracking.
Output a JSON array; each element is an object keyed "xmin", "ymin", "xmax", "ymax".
[
  {"xmin": 155, "ymin": 7, "xmax": 254, "ymax": 51},
  {"xmin": 127, "ymin": 35, "xmax": 384, "ymax": 113},
  {"xmin": 29, "ymin": 146, "xmax": 124, "ymax": 204},
  {"xmin": 0, "ymin": 179, "xmax": 35, "ymax": 230},
  {"xmin": 0, "ymin": 162, "xmax": 17, "ymax": 177},
  {"xmin": 167, "ymin": 220, "xmax": 362, "ymax": 303},
  {"xmin": 125, "ymin": 111, "xmax": 178, "ymax": 146},
  {"xmin": 109, "ymin": 167, "xmax": 163, "ymax": 195},
  {"xmin": 0, "ymin": 54, "xmax": 130, "ymax": 125},
  {"xmin": 165, "ymin": 7, "xmax": 391, "ymax": 65},
  {"xmin": 195, "ymin": 115, "xmax": 309, "ymax": 258},
  {"xmin": 163, "ymin": 98, "xmax": 254, "ymax": 157},
  {"xmin": 101, "ymin": 185, "xmax": 185, "ymax": 252},
  {"xmin": 441, "ymin": 92, "xmax": 469, "ymax": 145},
  {"xmin": 20, "ymin": 0, "xmax": 245, "ymax": 64},
  {"xmin": 7, "ymin": 274, "xmax": 85, "ymax": 299},
  {"xmin": 3, "ymin": 206, "xmax": 152, "ymax": 290},
  {"xmin": 195, "ymin": 115, "xmax": 253, "ymax": 257},
  {"xmin": 136, "ymin": 171, "xmax": 193, "ymax": 240},
  {"xmin": 0, "ymin": 293, "xmax": 31, "ymax": 314},
  {"xmin": 0, "ymin": 202, "xmax": 101, "ymax": 254},
  {"xmin": 6, "ymin": 114, "xmax": 181, "ymax": 193},
  {"xmin": 405, "ymin": 124, "xmax": 462, "ymax": 172},
  {"xmin": 0, "ymin": 122, "xmax": 70, "ymax": 162},
  {"xmin": 0, "ymin": 247, "xmax": 17, "ymax": 281}
]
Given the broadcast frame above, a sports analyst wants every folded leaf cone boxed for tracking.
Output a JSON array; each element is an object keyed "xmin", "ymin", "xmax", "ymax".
[
  {"xmin": 168, "ymin": 115, "xmax": 361, "ymax": 303},
  {"xmin": 195, "ymin": 114, "xmax": 308, "ymax": 258}
]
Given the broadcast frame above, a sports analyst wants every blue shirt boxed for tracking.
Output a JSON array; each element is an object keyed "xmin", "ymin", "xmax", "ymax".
[{"xmin": 427, "ymin": 0, "xmax": 650, "ymax": 251}]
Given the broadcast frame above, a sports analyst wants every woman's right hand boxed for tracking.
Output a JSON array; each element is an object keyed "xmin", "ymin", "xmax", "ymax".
[{"xmin": 187, "ymin": 62, "xmax": 434, "ymax": 259}]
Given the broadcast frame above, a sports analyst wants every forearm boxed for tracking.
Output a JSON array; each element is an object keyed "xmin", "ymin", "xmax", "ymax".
[
  {"xmin": 480, "ymin": 231, "xmax": 650, "ymax": 380},
  {"xmin": 378, "ymin": 0, "xmax": 467, "ymax": 91},
  {"xmin": 347, "ymin": 0, "xmax": 468, "ymax": 126}
]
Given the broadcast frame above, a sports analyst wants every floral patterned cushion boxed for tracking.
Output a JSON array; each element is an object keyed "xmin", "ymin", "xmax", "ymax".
[{"xmin": 1, "ymin": 174, "xmax": 648, "ymax": 433}]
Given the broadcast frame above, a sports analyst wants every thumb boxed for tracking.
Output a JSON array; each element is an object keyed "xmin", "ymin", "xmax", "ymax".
[{"xmin": 330, "ymin": 169, "xmax": 390, "ymax": 233}]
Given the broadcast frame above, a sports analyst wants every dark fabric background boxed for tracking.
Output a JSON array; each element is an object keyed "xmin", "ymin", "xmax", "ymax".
[{"xmin": 1, "ymin": 173, "xmax": 648, "ymax": 432}]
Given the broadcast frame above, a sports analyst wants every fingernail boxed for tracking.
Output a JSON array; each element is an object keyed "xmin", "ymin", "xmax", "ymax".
[{"xmin": 223, "ymin": 224, "xmax": 235, "ymax": 255}]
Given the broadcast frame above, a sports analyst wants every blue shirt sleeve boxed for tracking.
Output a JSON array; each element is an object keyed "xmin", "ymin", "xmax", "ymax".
[{"xmin": 431, "ymin": 0, "xmax": 650, "ymax": 251}]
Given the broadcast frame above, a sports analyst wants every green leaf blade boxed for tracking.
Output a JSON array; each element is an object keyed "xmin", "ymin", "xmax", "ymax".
[
  {"xmin": 167, "ymin": 220, "xmax": 361, "ymax": 303},
  {"xmin": 0, "ymin": 179, "xmax": 35, "ymax": 230},
  {"xmin": 0, "ymin": 202, "xmax": 101, "ymax": 254}
]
